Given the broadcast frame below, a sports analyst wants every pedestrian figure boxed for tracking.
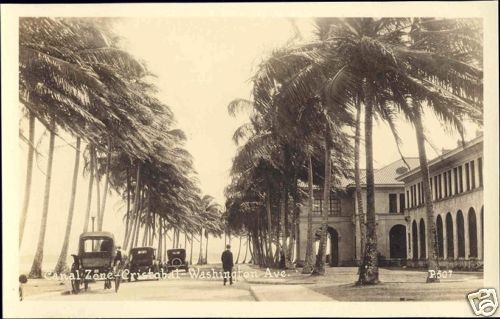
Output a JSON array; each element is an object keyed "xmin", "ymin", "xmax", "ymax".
[
  {"xmin": 114, "ymin": 246, "xmax": 123, "ymax": 266},
  {"xmin": 221, "ymin": 244, "xmax": 234, "ymax": 285}
]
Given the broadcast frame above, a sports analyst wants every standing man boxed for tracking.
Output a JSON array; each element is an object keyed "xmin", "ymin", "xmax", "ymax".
[{"xmin": 221, "ymin": 244, "xmax": 234, "ymax": 285}]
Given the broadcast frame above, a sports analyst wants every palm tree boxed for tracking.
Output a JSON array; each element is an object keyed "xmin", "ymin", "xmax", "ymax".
[
  {"xmin": 19, "ymin": 112, "xmax": 36, "ymax": 247},
  {"xmin": 53, "ymin": 137, "xmax": 81, "ymax": 274},
  {"xmin": 353, "ymin": 100, "xmax": 366, "ymax": 262},
  {"xmin": 29, "ymin": 119, "xmax": 56, "ymax": 278}
]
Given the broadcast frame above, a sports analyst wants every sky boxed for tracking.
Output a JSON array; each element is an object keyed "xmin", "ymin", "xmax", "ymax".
[{"xmin": 18, "ymin": 17, "xmax": 481, "ymax": 269}]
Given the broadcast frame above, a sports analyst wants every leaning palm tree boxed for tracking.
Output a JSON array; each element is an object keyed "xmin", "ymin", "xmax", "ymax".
[
  {"xmin": 28, "ymin": 119, "xmax": 56, "ymax": 278},
  {"xmin": 19, "ymin": 112, "xmax": 36, "ymax": 247},
  {"xmin": 53, "ymin": 137, "xmax": 81, "ymax": 274}
]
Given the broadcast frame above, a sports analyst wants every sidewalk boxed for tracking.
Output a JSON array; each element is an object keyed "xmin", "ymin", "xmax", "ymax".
[
  {"xmin": 237, "ymin": 264, "xmax": 317, "ymax": 285},
  {"xmin": 250, "ymin": 284, "xmax": 334, "ymax": 301}
]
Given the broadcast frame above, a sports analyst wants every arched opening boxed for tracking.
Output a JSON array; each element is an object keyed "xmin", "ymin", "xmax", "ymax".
[
  {"xmin": 436, "ymin": 215, "xmax": 444, "ymax": 258},
  {"xmin": 445, "ymin": 213, "xmax": 454, "ymax": 258},
  {"xmin": 327, "ymin": 227, "xmax": 339, "ymax": 266},
  {"xmin": 313, "ymin": 226, "xmax": 339, "ymax": 267},
  {"xmin": 457, "ymin": 210, "xmax": 465, "ymax": 258},
  {"xmin": 468, "ymin": 208, "xmax": 478, "ymax": 258},
  {"xmin": 389, "ymin": 224, "xmax": 407, "ymax": 258},
  {"xmin": 419, "ymin": 219, "xmax": 426, "ymax": 259},
  {"xmin": 412, "ymin": 220, "xmax": 418, "ymax": 260}
]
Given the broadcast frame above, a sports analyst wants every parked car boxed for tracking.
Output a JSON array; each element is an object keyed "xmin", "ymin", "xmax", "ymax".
[
  {"xmin": 165, "ymin": 249, "xmax": 189, "ymax": 273},
  {"xmin": 70, "ymin": 231, "xmax": 123, "ymax": 294},
  {"xmin": 125, "ymin": 247, "xmax": 161, "ymax": 281}
]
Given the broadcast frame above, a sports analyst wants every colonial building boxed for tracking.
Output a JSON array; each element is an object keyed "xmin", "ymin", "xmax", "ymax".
[
  {"xmin": 398, "ymin": 134, "xmax": 483, "ymax": 269},
  {"xmin": 297, "ymin": 157, "xmax": 420, "ymax": 266},
  {"xmin": 296, "ymin": 134, "xmax": 483, "ymax": 270}
]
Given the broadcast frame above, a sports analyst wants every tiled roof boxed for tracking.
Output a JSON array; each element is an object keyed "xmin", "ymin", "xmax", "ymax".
[
  {"xmin": 298, "ymin": 158, "xmax": 420, "ymax": 189},
  {"xmin": 345, "ymin": 158, "xmax": 420, "ymax": 187}
]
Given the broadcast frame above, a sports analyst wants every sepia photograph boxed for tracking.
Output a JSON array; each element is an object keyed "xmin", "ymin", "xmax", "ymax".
[{"xmin": 1, "ymin": 2, "xmax": 499, "ymax": 318}]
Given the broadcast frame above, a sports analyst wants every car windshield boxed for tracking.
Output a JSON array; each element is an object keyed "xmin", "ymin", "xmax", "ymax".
[
  {"xmin": 131, "ymin": 249, "xmax": 153, "ymax": 260},
  {"xmin": 82, "ymin": 238, "xmax": 113, "ymax": 253}
]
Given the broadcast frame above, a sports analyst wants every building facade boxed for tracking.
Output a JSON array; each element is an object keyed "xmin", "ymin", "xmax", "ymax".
[
  {"xmin": 297, "ymin": 158, "xmax": 420, "ymax": 266},
  {"xmin": 398, "ymin": 135, "xmax": 483, "ymax": 270},
  {"xmin": 296, "ymin": 135, "xmax": 483, "ymax": 270}
]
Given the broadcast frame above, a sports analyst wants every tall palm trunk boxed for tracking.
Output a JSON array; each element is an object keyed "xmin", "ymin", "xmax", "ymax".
[
  {"xmin": 242, "ymin": 236, "xmax": 249, "ymax": 263},
  {"xmin": 158, "ymin": 223, "xmax": 163, "ymax": 262},
  {"xmin": 142, "ymin": 210, "xmax": 150, "ymax": 246},
  {"xmin": 29, "ymin": 119, "xmax": 56, "ymax": 278},
  {"xmin": 98, "ymin": 137, "xmax": 112, "ymax": 231},
  {"xmin": 279, "ymin": 183, "xmax": 289, "ymax": 268},
  {"xmin": 125, "ymin": 163, "xmax": 141, "ymax": 249},
  {"xmin": 128, "ymin": 211, "xmax": 140, "ymax": 251},
  {"xmin": 20, "ymin": 111, "xmax": 35, "ymax": 247},
  {"xmin": 204, "ymin": 234, "xmax": 209, "ymax": 264},
  {"xmin": 313, "ymin": 139, "xmax": 330, "ymax": 275},
  {"xmin": 302, "ymin": 155, "xmax": 315, "ymax": 273},
  {"xmin": 190, "ymin": 234, "xmax": 194, "ymax": 265},
  {"xmin": 122, "ymin": 165, "xmax": 131, "ymax": 247},
  {"xmin": 414, "ymin": 107, "xmax": 440, "ymax": 283},
  {"xmin": 83, "ymin": 145, "xmax": 95, "ymax": 233},
  {"xmin": 354, "ymin": 101, "xmax": 366, "ymax": 263},
  {"xmin": 358, "ymin": 85, "xmax": 379, "ymax": 285},
  {"xmin": 265, "ymin": 188, "xmax": 273, "ymax": 266},
  {"xmin": 94, "ymin": 149, "xmax": 101, "ymax": 231},
  {"xmin": 177, "ymin": 229, "xmax": 181, "ymax": 249},
  {"xmin": 197, "ymin": 228, "xmax": 204, "ymax": 265},
  {"xmin": 54, "ymin": 137, "xmax": 81, "ymax": 274},
  {"xmin": 235, "ymin": 236, "xmax": 242, "ymax": 264},
  {"xmin": 184, "ymin": 233, "xmax": 187, "ymax": 249}
]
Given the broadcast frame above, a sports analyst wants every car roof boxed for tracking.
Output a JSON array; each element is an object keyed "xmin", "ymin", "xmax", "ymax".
[
  {"xmin": 79, "ymin": 231, "xmax": 115, "ymax": 239},
  {"xmin": 130, "ymin": 247, "xmax": 155, "ymax": 251}
]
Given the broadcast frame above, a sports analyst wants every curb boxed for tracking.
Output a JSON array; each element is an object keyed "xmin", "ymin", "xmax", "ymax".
[{"xmin": 245, "ymin": 280, "xmax": 315, "ymax": 285}]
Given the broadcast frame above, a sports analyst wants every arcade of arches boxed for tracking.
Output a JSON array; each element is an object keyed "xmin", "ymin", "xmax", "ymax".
[{"xmin": 409, "ymin": 206, "xmax": 483, "ymax": 263}]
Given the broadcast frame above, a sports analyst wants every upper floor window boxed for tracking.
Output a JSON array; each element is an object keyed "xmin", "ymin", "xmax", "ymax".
[
  {"xmin": 329, "ymin": 198, "xmax": 341, "ymax": 216},
  {"xmin": 458, "ymin": 165, "xmax": 464, "ymax": 193},
  {"xmin": 470, "ymin": 160, "xmax": 476, "ymax": 189},
  {"xmin": 399, "ymin": 193, "xmax": 405, "ymax": 213},
  {"xmin": 313, "ymin": 198, "xmax": 322, "ymax": 214},
  {"xmin": 434, "ymin": 176, "xmax": 439, "ymax": 199},
  {"xmin": 438, "ymin": 174, "xmax": 442, "ymax": 199},
  {"xmin": 478, "ymin": 157, "xmax": 483, "ymax": 187},
  {"xmin": 447, "ymin": 170, "xmax": 452, "ymax": 196},
  {"xmin": 443, "ymin": 172, "xmax": 448, "ymax": 197},
  {"xmin": 453, "ymin": 167, "xmax": 458, "ymax": 195},
  {"xmin": 389, "ymin": 193, "xmax": 398, "ymax": 213},
  {"xmin": 465, "ymin": 162, "xmax": 470, "ymax": 191}
]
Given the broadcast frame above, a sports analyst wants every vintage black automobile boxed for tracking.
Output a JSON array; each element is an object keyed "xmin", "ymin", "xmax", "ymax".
[
  {"xmin": 125, "ymin": 247, "xmax": 161, "ymax": 281},
  {"xmin": 70, "ymin": 231, "xmax": 123, "ymax": 294},
  {"xmin": 165, "ymin": 249, "xmax": 189, "ymax": 273}
]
